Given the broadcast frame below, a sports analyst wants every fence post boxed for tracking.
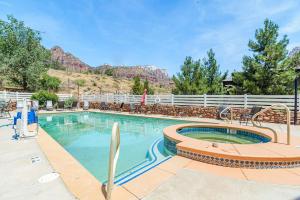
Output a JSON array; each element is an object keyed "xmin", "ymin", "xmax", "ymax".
[
  {"xmin": 106, "ymin": 93, "xmax": 109, "ymax": 103},
  {"xmin": 4, "ymin": 90, "xmax": 7, "ymax": 101},
  {"xmin": 244, "ymin": 94, "xmax": 248, "ymax": 109},
  {"xmin": 16, "ymin": 92, "xmax": 19, "ymax": 101},
  {"xmin": 204, "ymin": 94, "xmax": 207, "ymax": 107},
  {"xmin": 171, "ymin": 94, "xmax": 174, "ymax": 106}
]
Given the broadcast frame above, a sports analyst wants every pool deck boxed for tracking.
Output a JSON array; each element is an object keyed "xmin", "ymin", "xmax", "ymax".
[{"xmin": 1, "ymin": 109, "xmax": 300, "ymax": 199}]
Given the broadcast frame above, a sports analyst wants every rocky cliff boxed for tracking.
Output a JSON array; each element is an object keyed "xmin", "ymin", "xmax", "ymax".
[
  {"xmin": 50, "ymin": 46, "xmax": 91, "ymax": 72},
  {"xmin": 50, "ymin": 46, "xmax": 172, "ymax": 85}
]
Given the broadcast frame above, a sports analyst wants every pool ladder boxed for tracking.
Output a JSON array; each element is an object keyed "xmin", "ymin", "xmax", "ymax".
[
  {"xmin": 106, "ymin": 122, "xmax": 120, "ymax": 200},
  {"xmin": 219, "ymin": 106, "xmax": 234, "ymax": 124},
  {"xmin": 251, "ymin": 104, "xmax": 291, "ymax": 145}
]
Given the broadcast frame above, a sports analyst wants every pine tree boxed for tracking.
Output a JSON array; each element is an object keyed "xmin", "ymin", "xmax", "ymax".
[
  {"xmin": 233, "ymin": 19, "xmax": 294, "ymax": 94},
  {"xmin": 172, "ymin": 57, "xmax": 207, "ymax": 94},
  {"xmin": 203, "ymin": 49, "xmax": 227, "ymax": 94},
  {"xmin": 143, "ymin": 79, "xmax": 154, "ymax": 94},
  {"xmin": 132, "ymin": 76, "xmax": 142, "ymax": 95}
]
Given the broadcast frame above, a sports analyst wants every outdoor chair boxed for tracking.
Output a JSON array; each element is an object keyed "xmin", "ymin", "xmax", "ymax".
[
  {"xmin": 32, "ymin": 100, "xmax": 39, "ymax": 111},
  {"xmin": 57, "ymin": 101, "xmax": 65, "ymax": 111},
  {"xmin": 71, "ymin": 101, "xmax": 78, "ymax": 110},
  {"xmin": 0, "ymin": 100, "xmax": 12, "ymax": 118},
  {"xmin": 129, "ymin": 103, "xmax": 139, "ymax": 113},
  {"xmin": 83, "ymin": 100, "xmax": 89, "ymax": 110},
  {"xmin": 46, "ymin": 101, "xmax": 53, "ymax": 111},
  {"xmin": 100, "ymin": 102, "xmax": 109, "ymax": 110},
  {"xmin": 239, "ymin": 106, "xmax": 262, "ymax": 125}
]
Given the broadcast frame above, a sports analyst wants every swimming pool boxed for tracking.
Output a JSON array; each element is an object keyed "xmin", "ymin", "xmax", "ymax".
[{"xmin": 39, "ymin": 112, "xmax": 188, "ymax": 183}]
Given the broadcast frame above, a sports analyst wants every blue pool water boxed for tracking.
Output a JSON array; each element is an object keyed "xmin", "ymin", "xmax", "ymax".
[{"xmin": 39, "ymin": 112, "xmax": 187, "ymax": 182}]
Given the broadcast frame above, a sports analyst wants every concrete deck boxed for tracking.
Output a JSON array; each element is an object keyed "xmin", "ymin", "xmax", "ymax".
[
  {"xmin": 0, "ymin": 117, "xmax": 75, "ymax": 200},
  {"xmin": 2, "ymin": 110, "xmax": 300, "ymax": 200}
]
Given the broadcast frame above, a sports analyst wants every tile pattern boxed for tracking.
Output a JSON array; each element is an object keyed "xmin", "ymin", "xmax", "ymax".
[{"xmin": 177, "ymin": 149, "xmax": 300, "ymax": 169}]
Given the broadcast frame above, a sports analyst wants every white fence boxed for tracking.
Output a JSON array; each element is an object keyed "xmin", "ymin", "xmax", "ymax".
[
  {"xmin": 82, "ymin": 94, "xmax": 300, "ymax": 111},
  {"xmin": 0, "ymin": 91, "xmax": 72, "ymax": 101},
  {"xmin": 0, "ymin": 91, "xmax": 299, "ymax": 110}
]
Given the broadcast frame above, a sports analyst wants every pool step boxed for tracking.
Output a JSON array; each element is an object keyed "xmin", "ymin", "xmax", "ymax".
[{"xmin": 113, "ymin": 138, "xmax": 171, "ymax": 185}]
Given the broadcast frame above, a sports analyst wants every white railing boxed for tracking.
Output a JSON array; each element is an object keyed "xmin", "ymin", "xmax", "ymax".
[{"xmin": 0, "ymin": 91, "xmax": 299, "ymax": 111}]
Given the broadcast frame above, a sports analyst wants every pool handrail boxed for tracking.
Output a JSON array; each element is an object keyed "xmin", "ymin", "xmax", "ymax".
[
  {"xmin": 251, "ymin": 104, "xmax": 291, "ymax": 145},
  {"xmin": 106, "ymin": 122, "xmax": 120, "ymax": 200},
  {"xmin": 219, "ymin": 106, "xmax": 234, "ymax": 124}
]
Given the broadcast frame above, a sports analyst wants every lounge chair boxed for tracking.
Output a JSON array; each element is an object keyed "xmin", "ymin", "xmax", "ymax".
[
  {"xmin": 240, "ymin": 106, "xmax": 262, "ymax": 125},
  {"xmin": 71, "ymin": 101, "xmax": 78, "ymax": 110},
  {"xmin": 0, "ymin": 100, "xmax": 11, "ymax": 118},
  {"xmin": 56, "ymin": 101, "xmax": 65, "ymax": 111},
  {"xmin": 83, "ymin": 100, "xmax": 89, "ymax": 110},
  {"xmin": 46, "ymin": 101, "xmax": 53, "ymax": 111},
  {"xmin": 32, "ymin": 100, "xmax": 39, "ymax": 111},
  {"xmin": 100, "ymin": 102, "xmax": 109, "ymax": 110}
]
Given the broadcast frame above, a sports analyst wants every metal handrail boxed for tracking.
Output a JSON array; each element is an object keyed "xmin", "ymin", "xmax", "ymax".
[
  {"xmin": 251, "ymin": 104, "xmax": 291, "ymax": 145},
  {"xmin": 220, "ymin": 106, "xmax": 234, "ymax": 124},
  {"xmin": 106, "ymin": 122, "xmax": 120, "ymax": 200}
]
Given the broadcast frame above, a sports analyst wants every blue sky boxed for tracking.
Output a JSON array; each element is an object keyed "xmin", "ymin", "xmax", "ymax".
[{"xmin": 1, "ymin": 0, "xmax": 300, "ymax": 75}]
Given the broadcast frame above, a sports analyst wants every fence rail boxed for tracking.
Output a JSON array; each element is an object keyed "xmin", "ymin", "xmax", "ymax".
[{"xmin": 0, "ymin": 91, "xmax": 299, "ymax": 110}]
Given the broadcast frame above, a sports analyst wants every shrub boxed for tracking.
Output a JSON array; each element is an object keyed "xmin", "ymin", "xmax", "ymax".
[
  {"xmin": 31, "ymin": 90, "xmax": 59, "ymax": 107},
  {"xmin": 64, "ymin": 97, "xmax": 76, "ymax": 108}
]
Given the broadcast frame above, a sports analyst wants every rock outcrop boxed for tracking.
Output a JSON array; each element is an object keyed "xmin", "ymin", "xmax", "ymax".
[{"xmin": 51, "ymin": 46, "xmax": 91, "ymax": 72}]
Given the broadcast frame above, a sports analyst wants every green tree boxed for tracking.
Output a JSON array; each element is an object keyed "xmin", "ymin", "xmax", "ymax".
[
  {"xmin": 233, "ymin": 19, "xmax": 294, "ymax": 94},
  {"xmin": 0, "ymin": 15, "xmax": 50, "ymax": 91},
  {"xmin": 143, "ymin": 79, "xmax": 154, "ymax": 95},
  {"xmin": 203, "ymin": 49, "xmax": 227, "ymax": 94},
  {"xmin": 172, "ymin": 56, "xmax": 207, "ymax": 95},
  {"xmin": 132, "ymin": 76, "xmax": 143, "ymax": 94},
  {"xmin": 40, "ymin": 74, "xmax": 61, "ymax": 92}
]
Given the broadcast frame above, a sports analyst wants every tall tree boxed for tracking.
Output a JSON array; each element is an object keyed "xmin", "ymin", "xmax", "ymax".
[
  {"xmin": 40, "ymin": 74, "xmax": 61, "ymax": 92},
  {"xmin": 172, "ymin": 57, "xmax": 206, "ymax": 95},
  {"xmin": 0, "ymin": 15, "xmax": 50, "ymax": 91},
  {"xmin": 143, "ymin": 79, "xmax": 154, "ymax": 95},
  {"xmin": 203, "ymin": 49, "xmax": 227, "ymax": 94},
  {"xmin": 132, "ymin": 76, "xmax": 142, "ymax": 95},
  {"xmin": 233, "ymin": 19, "xmax": 293, "ymax": 94}
]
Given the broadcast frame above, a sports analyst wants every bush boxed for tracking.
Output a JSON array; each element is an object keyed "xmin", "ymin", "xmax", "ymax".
[
  {"xmin": 64, "ymin": 97, "xmax": 76, "ymax": 108},
  {"xmin": 31, "ymin": 90, "xmax": 59, "ymax": 107}
]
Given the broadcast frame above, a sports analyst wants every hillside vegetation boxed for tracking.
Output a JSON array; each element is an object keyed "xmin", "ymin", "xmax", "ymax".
[{"xmin": 48, "ymin": 69, "xmax": 172, "ymax": 95}]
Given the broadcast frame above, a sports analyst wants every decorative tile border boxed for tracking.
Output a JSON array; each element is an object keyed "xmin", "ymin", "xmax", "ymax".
[{"xmin": 177, "ymin": 149, "xmax": 300, "ymax": 169}]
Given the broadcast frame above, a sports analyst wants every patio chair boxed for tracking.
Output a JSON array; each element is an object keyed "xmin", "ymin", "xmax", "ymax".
[
  {"xmin": 129, "ymin": 103, "xmax": 138, "ymax": 113},
  {"xmin": 83, "ymin": 100, "xmax": 89, "ymax": 110},
  {"xmin": 240, "ymin": 106, "xmax": 262, "ymax": 125},
  {"xmin": 46, "ymin": 101, "xmax": 53, "ymax": 111},
  {"xmin": 0, "ymin": 100, "xmax": 12, "ymax": 118},
  {"xmin": 56, "ymin": 101, "xmax": 65, "ymax": 111},
  {"xmin": 116, "ymin": 102, "xmax": 124, "ymax": 112},
  {"xmin": 32, "ymin": 100, "xmax": 39, "ymax": 111},
  {"xmin": 100, "ymin": 102, "xmax": 109, "ymax": 110},
  {"xmin": 71, "ymin": 101, "xmax": 78, "ymax": 110}
]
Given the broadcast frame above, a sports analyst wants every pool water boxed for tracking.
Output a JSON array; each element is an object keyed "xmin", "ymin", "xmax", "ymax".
[
  {"xmin": 178, "ymin": 128, "xmax": 270, "ymax": 144},
  {"xmin": 39, "ymin": 112, "xmax": 187, "ymax": 182}
]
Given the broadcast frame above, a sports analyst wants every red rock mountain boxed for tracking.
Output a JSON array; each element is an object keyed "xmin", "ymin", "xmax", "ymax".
[
  {"xmin": 51, "ymin": 46, "xmax": 91, "ymax": 72},
  {"xmin": 50, "ymin": 46, "xmax": 171, "ymax": 85}
]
